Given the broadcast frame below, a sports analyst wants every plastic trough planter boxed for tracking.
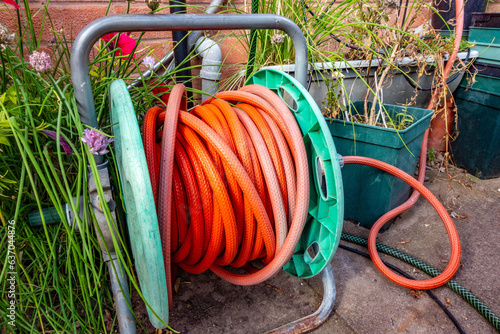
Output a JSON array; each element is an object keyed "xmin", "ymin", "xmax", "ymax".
[
  {"xmin": 327, "ymin": 101, "xmax": 433, "ymax": 230},
  {"xmin": 451, "ymin": 71, "xmax": 500, "ymax": 179},
  {"xmin": 261, "ymin": 52, "xmax": 475, "ymax": 112}
]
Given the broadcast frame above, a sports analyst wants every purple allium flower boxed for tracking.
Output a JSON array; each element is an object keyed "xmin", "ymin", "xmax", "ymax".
[
  {"xmin": 142, "ymin": 56, "xmax": 156, "ymax": 70},
  {"xmin": 80, "ymin": 128, "xmax": 114, "ymax": 155},
  {"xmin": 29, "ymin": 51, "xmax": 52, "ymax": 73},
  {"xmin": 41, "ymin": 130, "xmax": 73, "ymax": 155}
]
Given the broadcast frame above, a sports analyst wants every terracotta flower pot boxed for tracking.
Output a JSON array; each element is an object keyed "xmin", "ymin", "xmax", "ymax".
[{"xmin": 428, "ymin": 98, "xmax": 455, "ymax": 152}]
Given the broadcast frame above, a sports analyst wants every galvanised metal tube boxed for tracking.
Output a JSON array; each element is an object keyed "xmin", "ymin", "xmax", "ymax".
[
  {"xmin": 70, "ymin": 14, "xmax": 308, "ymax": 129},
  {"xmin": 265, "ymin": 264, "xmax": 336, "ymax": 334},
  {"xmin": 107, "ymin": 257, "xmax": 135, "ymax": 334}
]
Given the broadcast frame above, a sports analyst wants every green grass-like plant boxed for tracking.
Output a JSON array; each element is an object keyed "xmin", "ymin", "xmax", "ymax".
[{"xmin": 0, "ymin": 0, "xmax": 230, "ymax": 332}]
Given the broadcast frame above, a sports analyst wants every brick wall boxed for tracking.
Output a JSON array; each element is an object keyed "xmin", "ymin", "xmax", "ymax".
[
  {"xmin": 0, "ymin": 0, "xmax": 249, "ymax": 85},
  {"xmin": 2, "ymin": 0, "xmax": 499, "ymax": 87}
]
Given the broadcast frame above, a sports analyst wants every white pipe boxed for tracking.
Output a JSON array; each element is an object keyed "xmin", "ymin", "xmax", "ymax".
[
  {"xmin": 194, "ymin": 36, "xmax": 222, "ymax": 101},
  {"xmin": 127, "ymin": 0, "xmax": 224, "ymax": 89}
]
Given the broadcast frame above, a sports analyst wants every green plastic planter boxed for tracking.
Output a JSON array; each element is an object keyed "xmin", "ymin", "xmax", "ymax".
[
  {"xmin": 327, "ymin": 101, "xmax": 433, "ymax": 230},
  {"xmin": 451, "ymin": 74, "xmax": 500, "ymax": 179}
]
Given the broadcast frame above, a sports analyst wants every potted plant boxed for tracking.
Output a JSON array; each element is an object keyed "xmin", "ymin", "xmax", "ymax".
[
  {"xmin": 316, "ymin": 2, "xmax": 453, "ymax": 230},
  {"xmin": 224, "ymin": 0, "xmax": 467, "ymax": 230},
  {"xmin": 224, "ymin": 0, "xmax": 473, "ymax": 110}
]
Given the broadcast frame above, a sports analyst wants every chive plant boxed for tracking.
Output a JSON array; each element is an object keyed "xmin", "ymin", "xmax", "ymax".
[{"xmin": 0, "ymin": 0, "xmax": 216, "ymax": 332}]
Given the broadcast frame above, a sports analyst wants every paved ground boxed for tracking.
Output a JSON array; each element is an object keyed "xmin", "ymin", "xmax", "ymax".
[{"xmin": 151, "ymin": 167, "xmax": 500, "ymax": 334}]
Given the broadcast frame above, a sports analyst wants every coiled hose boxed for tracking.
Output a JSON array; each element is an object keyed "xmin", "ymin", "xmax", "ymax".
[
  {"xmin": 143, "ymin": 84, "xmax": 310, "ymax": 305},
  {"xmin": 341, "ymin": 232, "xmax": 500, "ymax": 332}
]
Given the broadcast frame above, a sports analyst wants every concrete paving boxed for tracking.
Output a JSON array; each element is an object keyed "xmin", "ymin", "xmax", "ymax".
[{"xmin": 158, "ymin": 167, "xmax": 500, "ymax": 334}]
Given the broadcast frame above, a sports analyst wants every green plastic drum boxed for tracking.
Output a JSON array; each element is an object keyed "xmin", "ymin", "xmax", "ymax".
[
  {"xmin": 110, "ymin": 79, "xmax": 169, "ymax": 328},
  {"xmin": 247, "ymin": 69, "xmax": 344, "ymax": 278}
]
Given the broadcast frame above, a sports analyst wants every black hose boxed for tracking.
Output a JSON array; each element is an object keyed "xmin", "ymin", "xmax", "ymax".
[
  {"xmin": 401, "ymin": 0, "xmax": 409, "ymax": 30},
  {"xmin": 341, "ymin": 232, "xmax": 500, "ymax": 333},
  {"xmin": 169, "ymin": 0, "xmax": 192, "ymax": 91},
  {"xmin": 339, "ymin": 244, "xmax": 466, "ymax": 334},
  {"xmin": 245, "ymin": 0, "xmax": 260, "ymax": 82}
]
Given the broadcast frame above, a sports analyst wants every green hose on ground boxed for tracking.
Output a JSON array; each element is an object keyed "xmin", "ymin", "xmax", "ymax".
[
  {"xmin": 245, "ymin": 0, "xmax": 259, "ymax": 82},
  {"xmin": 341, "ymin": 232, "xmax": 500, "ymax": 333}
]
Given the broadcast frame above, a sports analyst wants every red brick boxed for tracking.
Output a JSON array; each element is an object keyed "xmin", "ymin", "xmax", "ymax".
[
  {"xmin": 0, "ymin": 10, "xmax": 18, "ymax": 32},
  {"xmin": 3, "ymin": 0, "xmax": 444, "ymax": 82},
  {"xmin": 63, "ymin": 4, "xmax": 109, "ymax": 38},
  {"xmin": 112, "ymin": 4, "xmax": 177, "ymax": 39},
  {"xmin": 30, "ymin": 7, "xmax": 66, "ymax": 42}
]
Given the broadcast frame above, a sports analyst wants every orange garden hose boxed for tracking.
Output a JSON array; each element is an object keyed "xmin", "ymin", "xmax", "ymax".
[
  {"xmin": 143, "ymin": 14, "xmax": 466, "ymax": 298},
  {"xmin": 343, "ymin": 156, "xmax": 461, "ymax": 290},
  {"xmin": 143, "ymin": 84, "xmax": 310, "ymax": 305},
  {"xmin": 345, "ymin": 0, "xmax": 465, "ymax": 291}
]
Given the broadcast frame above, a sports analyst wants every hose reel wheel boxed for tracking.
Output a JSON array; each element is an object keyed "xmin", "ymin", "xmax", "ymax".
[
  {"xmin": 247, "ymin": 69, "xmax": 344, "ymax": 278},
  {"xmin": 110, "ymin": 79, "xmax": 169, "ymax": 328}
]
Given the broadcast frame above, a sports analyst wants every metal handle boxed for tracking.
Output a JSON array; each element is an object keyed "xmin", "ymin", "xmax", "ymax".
[{"xmin": 70, "ymin": 14, "xmax": 308, "ymax": 129}]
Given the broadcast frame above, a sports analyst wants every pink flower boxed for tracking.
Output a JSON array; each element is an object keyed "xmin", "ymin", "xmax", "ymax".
[
  {"xmin": 1, "ymin": 0, "xmax": 20, "ymax": 10},
  {"xmin": 101, "ymin": 33, "xmax": 136, "ymax": 57},
  {"xmin": 80, "ymin": 128, "xmax": 114, "ymax": 155},
  {"xmin": 29, "ymin": 51, "xmax": 52, "ymax": 73},
  {"xmin": 142, "ymin": 56, "xmax": 156, "ymax": 70}
]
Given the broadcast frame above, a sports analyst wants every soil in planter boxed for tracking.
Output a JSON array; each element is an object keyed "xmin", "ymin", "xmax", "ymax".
[{"xmin": 349, "ymin": 113, "xmax": 415, "ymax": 130}]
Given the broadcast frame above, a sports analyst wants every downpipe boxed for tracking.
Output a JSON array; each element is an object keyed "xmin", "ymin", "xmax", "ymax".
[
  {"xmin": 194, "ymin": 36, "xmax": 222, "ymax": 101},
  {"xmin": 127, "ymin": 0, "xmax": 224, "ymax": 90}
]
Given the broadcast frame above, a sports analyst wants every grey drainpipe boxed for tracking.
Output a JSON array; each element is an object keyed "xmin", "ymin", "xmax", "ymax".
[{"xmin": 194, "ymin": 36, "xmax": 222, "ymax": 101}]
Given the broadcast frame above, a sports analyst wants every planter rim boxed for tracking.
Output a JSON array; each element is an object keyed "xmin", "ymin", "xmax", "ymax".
[
  {"xmin": 470, "ymin": 26, "xmax": 500, "ymax": 31},
  {"xmin": 326, "ymin": 112, "xmax": 431, "ymax": 135},
  {"xmin": 458, "ymin": 74, "xmax": 500, "ymax": 96},
  {"xmin": 261, "ymin": 51, "xmax": 477, "ymax": 73}
]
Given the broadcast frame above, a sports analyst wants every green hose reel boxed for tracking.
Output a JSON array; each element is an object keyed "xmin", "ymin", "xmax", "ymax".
[
  {"xmin": 247, "ymin": 69, "xmax": 344, "ymax": 278},
  {"xmin": 110, "ymin": 79, "xmax": 169, "ymax": 328},
  {"xmin": 108, "ymin": 69, "xmax": 343, "ymax": 329}
]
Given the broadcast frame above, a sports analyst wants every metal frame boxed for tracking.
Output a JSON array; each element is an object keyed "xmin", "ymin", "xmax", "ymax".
[
  {"xmin": 71, "ymin": 14, "xmax": 308, "ymax": 134},
  {"xmin": 266, "ymin": 265, "xmax": 336, "ymax": 334}
]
